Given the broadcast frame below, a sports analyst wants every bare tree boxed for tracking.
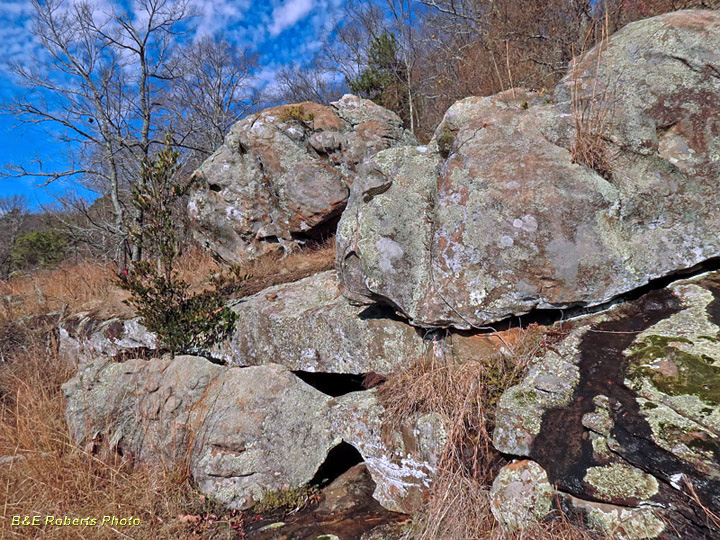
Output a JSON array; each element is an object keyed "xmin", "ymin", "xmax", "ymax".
[
  {"xmin": 165, "ymin": 37, "xmax": 260, "ymax": 159},
  {"xmin": 274, "ymin": 60, "xmax": 345, "ymax": 105},
  {"xmin": 1, "ymin": 0, "xmax": 196, "ymax": 263},
  {"xmin": 1, "ymin": 1, "xmax": 259, "ymax": 266}
]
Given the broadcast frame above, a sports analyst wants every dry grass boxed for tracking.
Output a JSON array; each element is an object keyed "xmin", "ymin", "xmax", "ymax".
[
  {"xmin": 570, "ymin": 14, "xmax": 615, "ymax": 183},
  {"xmin": 0, "ymin": 238, "xmax": 336, "ymax": 323},
  {"xmin": 379, "ymin": 325, "xmax": 602, "ymax": 540},
  {"xmin": 0, "ymin": 314, "xmax": 249, "ymax": 540},
  {"xmin": 0, "ymin": 259, "xmax": 122, "ymax": 321},
  {"xmin": 0, "ymin": 317, "xmax": 236, "ymax": 540},
  {"xmin": 0, "ymin": 240, "xmax": 335, "ymax": 538},
  {"xmin": 225, "ymin": 237, "xmax": 335, "ymax": 299}
]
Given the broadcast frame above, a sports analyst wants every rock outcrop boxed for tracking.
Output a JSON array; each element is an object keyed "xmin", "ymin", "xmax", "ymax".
[
  {"xmin": 59, "ymin": 312, "xmax": 157, "ymax": 365},
  {"xmin": 493, "ymin": 272, "xmax": 720, "ymax": 539},
  {"xmin": 62, "ymin": 355, "xmax": 447, "ymax": 513},
  {"xmin": 188, "ymin": 95, "xmax": 415, "ymax": 264},
  {"xmin": 63, "ymin": 357, "xmax": 339, "ymax": 509},
  {"xmin": 58, "ymin": 10, "xmax": 720, "ymax": 537},
  {"xmin": 337, "ymin": 10, "xmax": 720, "ymax": 329}
]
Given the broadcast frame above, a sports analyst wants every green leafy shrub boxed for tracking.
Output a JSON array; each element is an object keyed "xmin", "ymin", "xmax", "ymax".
[
  {"xmin": 117, "ymin": 137, "xmax": 240, "ymax": 355},
  {"xmin": 120, "ymin": 262, "xmax": 237, "ymax": 355},
  {"xmin": 11, "ymin": 229, "xmax": 68, "ymax": 270}
]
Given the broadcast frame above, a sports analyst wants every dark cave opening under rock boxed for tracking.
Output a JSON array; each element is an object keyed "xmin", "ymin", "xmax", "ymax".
[
  {"xmin": 292, "ymin": 371, "xmax": 368, "ymax": 397},
  {"xmin": 311, "ymin": 442, "xmax": 365, "ymax": 488}
]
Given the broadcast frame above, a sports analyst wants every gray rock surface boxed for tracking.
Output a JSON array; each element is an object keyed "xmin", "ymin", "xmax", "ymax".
[
  {"xmin": 490, "ymin": 460, "xmax": 554, "ymax": 531},
  {"xmin": 213, "ymin": 270, "xmax": 516, "ymax": 375},
  {"xmin": 63, "ymin": 357, "xmax": 338, "ymax": 509},
  {"xmin": 59, "ymin": 312, "xmax": 157, "ymax": 365},
  {"xmin": 189, "ymin": 95, "xmax": 415, "ymax": 264},
  {"xmin": 337, "ymin": 10, "xmax": 720, "ymax": 329},
  {"xmin": 330, "ymin": 389, "xmax": 446, "ymax": 514},
  {"xmin": 212, "ymin": 270, "xmax": 427, "ymax": 375},
  {"xmin": 493, "ymin": 272, "xmax": 720, "ymax": 538}
]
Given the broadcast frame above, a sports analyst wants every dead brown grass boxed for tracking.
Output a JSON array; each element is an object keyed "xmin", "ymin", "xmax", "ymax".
[
  {"xmin": 570, "ymin": 14, "xmax": 615, "ymax": 183},
  {"xmin": 225, "ymin": 237, "xmax": 335, "ymax": 299},
  {"xmin": 0, "ymin": 316, "xmax": 243, "ymax": 540},
  {"xmin": 0, "ymin": 238, "xmax": 336, "ymax": 324},
  {"xmin": 379, "ymin": 325, "xmax": 603, "ymax": 540}
]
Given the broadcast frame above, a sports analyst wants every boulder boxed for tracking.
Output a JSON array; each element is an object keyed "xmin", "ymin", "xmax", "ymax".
[
  {"xmin": 62, "ymin": 354, "xmax": 448, "ymax": 514},
  {"xmin": 213, "ymin": 270, "xmax": 518, "ymax": 375},
  {"xmin": 329, "ymin": 389, "xmax": 447, "ymax": 514},
  {"xmin": 189, "ymin": 95, "xmax": 415, "ymax": 264},
  {"xmin": 490, "ymin": 460, "xmax": 554, "ymax": 531},
  {"xmin": 63, "ymin": 357, "xmax": 339, "ymax": 509},
  {"xmin": 58, "ymin": 312, "xmax": 157, "ymax": 365},
  {"xmin": 212, "ymin": 270, "xmax": 426, "ymax": 375},
  {"xmin": 493, "ymin": 272, "xmax": 720, "ymax": 538},
  {"xmin": 337, "ymin": 10, "xmax": 720, "ymax": 329}
]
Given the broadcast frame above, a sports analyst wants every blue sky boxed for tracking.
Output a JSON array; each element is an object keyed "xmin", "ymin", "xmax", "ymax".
[{"xmin": 0, "ymin": 0, "xmax": 347, "ymax": 208}]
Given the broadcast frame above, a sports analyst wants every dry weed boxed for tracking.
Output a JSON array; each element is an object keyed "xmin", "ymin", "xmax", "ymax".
[
  {"xmin": 228, "ymin": 237, "xmax": 335, "ymax": 299},
  {"xmin": 380, "ymin": 325, "xmax": 602, "ymax": 540},
  {"xmin": 0, "ymin": 316, "xmax": 241, "ymax": 540},
  {"xmin": 0, "ymin": 259, "xmax": 120, "ymax": 321},
  {"xmin": 570, "ymin": 14, "xmax": 616, "ymax": 182}
]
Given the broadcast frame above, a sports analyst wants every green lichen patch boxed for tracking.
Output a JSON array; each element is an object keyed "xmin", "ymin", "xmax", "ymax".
[
  {"xmin": 582, "ymin": 395, "xmax": 613, "ymax": 437},
  {"xmin": 280, "ymin": 105, "xmax": 315, "ymax": 124},
  {"xmin": 254, "ymin": 484, "xmax": 319, "ymax": 514},
  {"xmin": 590, "ymin": 432, "xmax": 612, "ymax": 459},
  {"xmin": 585, "ymin": 506, "xmax": 665, "ymax": 540},
  {"xmin": 436, "ymin": 126, "xmax": 457, "ymax": 158},
  {"xmin": 638, "ymin": 397, "xmax": 720, "ymax": 477},
  {"xmin": 627, "ymin": 335, "xmax": 720, "ymax": 406},
  {"xmin": 584, "ymin": 463, "xmax": 659, "ymax": 502}
]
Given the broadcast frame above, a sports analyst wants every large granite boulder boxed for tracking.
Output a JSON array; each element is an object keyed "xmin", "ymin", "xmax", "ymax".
[
  {"xmin": 189, "ymin": 95, "xmax": 415, "ymax": 264},
  {"xmin": 212, "ymin": 270, "xmax": 520, "ymax": 375},
  {"xmin": 63, "ymin": 357, "xmax": 339, "ymax": 509},
  {"xmin": 493, "ymin": 272, "xmax": 720, "ymax": 539},
  {"xmin": 62, "ymin": 354, "xmax": 448, "ymax": 514},
  {"xmin": 212, "ymin": 271, "xmax": 426, "ymax": 374},
  {"xmin": 337, "ymin": 10, "xmax": 720, "ymax": 329}
]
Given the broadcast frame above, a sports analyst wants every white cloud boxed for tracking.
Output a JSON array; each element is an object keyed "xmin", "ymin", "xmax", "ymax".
[
  {"xmin": 185, "ymin": 0, "xmax": 251, "ymax": 41},
  {"xmin": 269, "ymin": 0, "xmax": 313, "ymax": 37},
  {"xmin": 0, "ymin": 2, "xmax": 33, "ymax": 18}
]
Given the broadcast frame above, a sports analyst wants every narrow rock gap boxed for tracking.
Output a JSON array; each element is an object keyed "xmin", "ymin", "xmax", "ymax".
[
  {"xmin": 311, "ymin": 442, "xmax": 364, "ymax": 488},
  {"xmin": 292, "ymin": 371, "xmax": 367, "ymax": 397},
  {"xmin": 446, "ymin": 255, "xmax": 720, "ymax": 335},
  {"xmin": 109, "ymin": 348, "xmax": 227, "ymax": 366},
  {"xmin": 290, "ymin": 212, "xmax": 343, "ymax": 244}
]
